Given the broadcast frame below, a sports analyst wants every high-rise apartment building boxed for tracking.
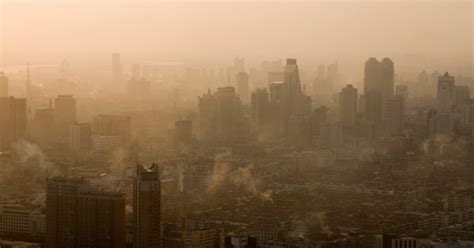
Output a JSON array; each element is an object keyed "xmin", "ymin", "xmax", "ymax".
[
  {"xmin": 236, "ymin": 72, "xmax": 249, "ymax": 104},
  {"xmin": 70, "ymin": 123, "xmax": 92, "ymax": 152},
  {"xmin": 216, "ymin": 87, "xmax": 242, "ymax": 142},
  {"xmin": 133, "ymin": 164, "xmax": 161, "ymax": 248},
  {"xmin": 363, "ymin": 57, "xmax": 395, "ymax": 137},
  {"xmin": 46, "ymin": 177, "xmax": 125, "ymax": 248},
  {"xmin": 54, "ymin": 95, "xmax": 76, "ymax": 139},
  {"xmin": 251, "ymin": 88, "xmax": 271, "ymax": 138},
  {"xmin": 384, "ymin": 96, "xmax": 405, "ymax": 136},
  {"xmin": 339, "ymin": 84, "xmax": 358, "ymax": 130},
  {"xmin": 437, "ymin": 72, "xmax": 455, "ymax": 112},
  {"xmin": 92, "ymin": 115, "xmax": 131, "ymax": 145},
  {"xmin": 0, "ymin": 97, "xmax": 27, "ymax": 151}
]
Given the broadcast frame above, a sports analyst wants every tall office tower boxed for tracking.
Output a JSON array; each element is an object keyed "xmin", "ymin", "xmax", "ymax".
[
  {"xmin": 312, "ymin": 106, "xmax": 328, "ymax": 138},
  {"xmin": 380, "ymin": 58, "xmax": 394, "ymax": 99},
  {"xmin": 236, "ymin": 72, "xmax": 249, "ymax": 104},
  {"xmin": 174, "ymin": 120, "xmax": 192, "ymax": 145},
  {"xmin": 0, "ymin": 72, "xmax": 8, "ymax": 97},
  {"xmin": 30, "ymin": 106, "xmax": 55, "ymax": 147},
  {"xmin": 54, "ymin": 95, "xmax": 76, "ymax": 139},
  {"xmin": 215, "ymin": 87, "xmax": 242, "ymax": 142},
  {"xmin": 430, "ymin": 71, "xmax": 441, "ymax": 97},
  {"xmin": 92, "ymin": 115, "xmax": 131, "ymax": 145},
  {"xmin": 251, "ymin": 88, "xmax": 271, "ymax": 138},
  {"xmin": 198, "ymin": 90, "xmax": 218, "ymax": 142},
  {"xmin": 455, "ymin": 85, "xmax": 470, "ymax": 106},
  {"xmin": 437, "ymin": 72, "xmax": 455, "ymax": 112},
  {"xmin": 395, "ymin": 85, "xmax": 408, "ymax": 100},
  {"xmin": 70, "ymin": 123, "xmax": 92, "ymax": 152},
  {"xmin": 269, "ymin": 81, "xmax": 288, "ymax": 136},
  {"xmin": 363, "ymin": 57, "xmax": 394, "ymax": 137},
  {"xmin": 132, "ymin": 64, "xmax": 141, "ymax": 79},
  {"xmin": 133, "ymin": 164, "xmax": 161, "ymax": 248},
  {"xmin": 384, "ymin": 96, "xmax": 405, "ymax": 136},
  {"xmin": 112, "ymin": 53, "xmax": 122, "ymax": 81},
  {"xmin": 363, "ymin": 58, "xmax": 383, "ymax": 130},
  {"xmin": 284, "ymin": 58, "xmax": 305, "ymax": 116},
  {"xmin": 26, "ymin": 64, "xmax": 32, "ymax": 102},
  {"xmin": 0, "ymin": 97, "xmax": 27, "ymax": 151},
  {"xmin": 339, "ymin": 84, "xmax": 358, "ymax": 129},
  {"xmin": 46, "ymin": 177, "xmax": 125, "ymax": 248},
  {"xmin": 454, "ymin": 85, "xmax": 470, "ymax": 126}
]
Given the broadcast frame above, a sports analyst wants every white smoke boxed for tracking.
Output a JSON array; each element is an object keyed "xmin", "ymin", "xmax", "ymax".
[
  {"xmin": 207, "ymin": 152, "xmax": 273, "ymax": 203},
  {"xmin": 12, "ymin": 139, "xmax": 59, "ymax": 178}
]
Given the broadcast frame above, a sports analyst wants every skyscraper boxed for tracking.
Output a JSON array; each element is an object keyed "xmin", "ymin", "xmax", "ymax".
[
  {"xmin": 236, "ymin": 72, "xmax": 249, "ymax": 104},
  {"xmin": 0, "ymin": 72, "xmax": 8, "ymax": 97},
  {"xmin": 251, "ymin": 88, "xmax": 271, "ymax": 138},
  {"xmin": 216, "ymin": 87, "xmax": 242, "ymax": 142},
  {"xmin": 26, "ymin": 63, "xmax": 32, "ymax": 102},
  {"xmin": 198, "ymin": 89, "xmax": 218, "ymax": 142},
  {"xmin": 133, "ymin": 164, "xmax": 161, "ymax": 248},
  {"xmin": 0, "ymin": 97, "xmax": 27, "ymax": 151},
  {"xmin": 70, "ymin": 123, "xmax": 92, "ymax": 152},
  {"xmin": 46, "ymin": 177, "xmax": 125, "ymax": 248},
  {"xmin": 284, "ymin": 58, "xmax": 304, "ymax": 116},
  {"xmin": 54, "ymin": 95, "xmax": 76, "ymax": 139},
  {"xmin": 340, "ymin": 84, "xmax": 358, "ymax": 129},
  {"xmin": 30, "ymin": 106, "xmax": 55, "ymax": 148},
  {"xmin": 437, "ymin": 72, "xmax": 455, "ymax": 112},
  {"xmin": 92, "ymin": 115, "xmax": 131, "ymax": 146},
  {"xmin": 363, "ymin": 57, "xmax": 395, "ymax": 137},
  {"xmin": 384, "ymin": 96, "xmax": 405, "ymax": 136},
  {"xmin": 380, "ymin": 58, "xmax": 394, "ymax": 99}
]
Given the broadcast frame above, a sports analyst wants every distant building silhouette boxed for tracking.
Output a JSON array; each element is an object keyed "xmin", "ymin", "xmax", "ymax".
[
  {"xmin": 0, "ymin": 72, "xmax": 8, "ymax": 98},
  {"xmin": 0, "ymin": 96, "xmax": 27, "ymax": 151},
  {"xmin": 236, "ymin": 72, "xmax": 249, "ymax": 104},
  {"xmin": 54, "ymin": 95, "xmax": 76, "ymax": 140}
]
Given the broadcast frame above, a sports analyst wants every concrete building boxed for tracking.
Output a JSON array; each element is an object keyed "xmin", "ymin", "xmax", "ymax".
[
  {"xmin": 236, "ymin": 72, "xmax": 249, "ymax": 104},
  {"xmin": 340, "ymin": 84, "xmax": 358, "ymax": 134},
  {"xmin": 93, "ymin": 115, "xmax": 131, "ymax": 145},
  {"xmin": 70, "ymin": 123, "xmax": 92, "ymax": 152},
  {"xmin": 0, "ymin": 205, "xmax": 45, "ymax": 238},
  {"xmin": 54, "ymin": 95, "xmax": 76, "ymax": 139},
  {"xmin": 133, "ymin": 164, "xmax": 161, "ymax": 248},
  {"xmin": 0, "ymin": 97, "xmax": 27, "ymax": 151},
  {"xmin": 46, "ymin": 177, "xmax": 125, "ymax": 248},
  {"xmin": 437, "ymin": 72, "xmax": 455, "ymax": 112},
  {"xmin": 384, "ymin": 96, "xmax": 405, "ymax": 136}
]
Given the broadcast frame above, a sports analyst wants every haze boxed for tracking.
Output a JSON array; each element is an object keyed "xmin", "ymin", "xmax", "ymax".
[{"xmin": 1, "ymin": 0, "xmax": 472, "ymax": 67}]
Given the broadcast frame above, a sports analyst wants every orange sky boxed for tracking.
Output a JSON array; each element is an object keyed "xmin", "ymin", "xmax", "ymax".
[{"xmin": 0, "ymin": 0, "xmax": 472, "ymax": 67}]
